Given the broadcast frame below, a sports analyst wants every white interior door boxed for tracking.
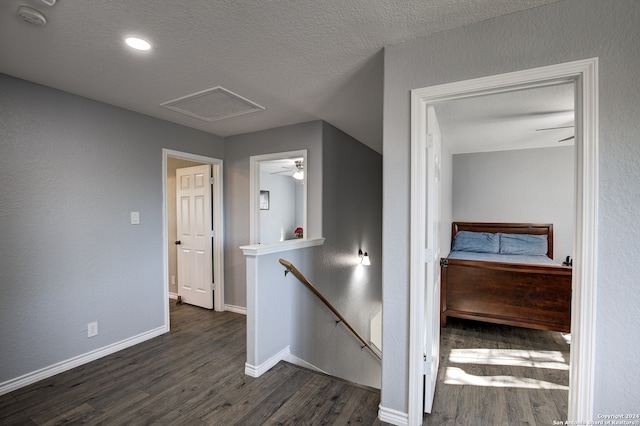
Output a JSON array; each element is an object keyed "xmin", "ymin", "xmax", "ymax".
[
  {"xmin": 423, "ymin": 105, "xmax": 442, "ymax": 413},
  {"xmin": 176, "ymin": 164, "xmax": 213, "ymax": 309}
]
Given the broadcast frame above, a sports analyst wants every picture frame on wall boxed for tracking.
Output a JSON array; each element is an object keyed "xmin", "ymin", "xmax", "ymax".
[{"xmin": 260, "ymin": 190, "xmax": 270, "ymax": 210}]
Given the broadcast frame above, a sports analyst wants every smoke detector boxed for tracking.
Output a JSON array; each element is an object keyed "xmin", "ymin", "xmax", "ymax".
[{"xmin": 17, "ymin": 6, "xmax": 47, "ymax": 26}]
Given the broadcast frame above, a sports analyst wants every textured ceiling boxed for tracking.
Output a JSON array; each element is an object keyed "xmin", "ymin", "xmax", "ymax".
[{"xmin": 0, "ymin": 0, "xmax": 563, "ymax": 153}]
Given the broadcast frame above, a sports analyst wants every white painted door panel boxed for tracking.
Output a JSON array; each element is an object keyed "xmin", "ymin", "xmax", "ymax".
[
  {"xmin": 176, "ymin": 164, "xmax": 213, "ymax": 309},
  {"xmin": 424, "ymin": 105, "xmax": 441, "ymax": 413}
]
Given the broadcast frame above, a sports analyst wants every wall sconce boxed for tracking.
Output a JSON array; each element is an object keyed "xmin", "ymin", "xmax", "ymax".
[{"xmin": 358, "ymin": 249, "xmax": 371, "ymax": 266}]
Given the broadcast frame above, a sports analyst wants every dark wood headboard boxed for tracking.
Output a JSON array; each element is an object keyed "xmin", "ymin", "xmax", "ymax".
[{"xmin": 451, "ymin": 222, "xmax": 554, "ymax": 259}]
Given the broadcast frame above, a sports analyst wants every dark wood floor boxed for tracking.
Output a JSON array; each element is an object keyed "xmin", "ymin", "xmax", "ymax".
[
  {"xmin": 424, "ymin": 318, "xmax": 570, "ymax": 426},
  {"xmin": 1, "ymin": 303, "xmax": 569, "ymax": 425},
  {"xmin": 0, "ymin": 302, "xmax": 382, "ymax": 425}
]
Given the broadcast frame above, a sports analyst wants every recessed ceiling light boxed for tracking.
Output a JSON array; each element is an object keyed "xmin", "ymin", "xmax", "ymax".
[{"xmin": 125, "ymin": 37, "xmax": 151, "ymax": 51}]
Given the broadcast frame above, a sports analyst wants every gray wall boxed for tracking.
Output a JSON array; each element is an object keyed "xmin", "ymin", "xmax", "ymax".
[
  {"xmin": 294, "ymin": 122, "xmax": 382, "ymax": 386},
  {"xmin": 230, "ymin": 121, "xmax": 383, "ymax": 387},
  {"xmin": 0, "ymin": 74, "xmax": 224, "ymax": 383},
  {"xmin": 452, "ymin": 147, "xmax": 575, "ymax": 262},
  {"xmin": 382, "ymin": 0, "xmax": 640, "ymax": 415},
  {"xmin": 259, "ymin": 172, "xmax": 299, "ymax": 243},
  {"xmin": 223, "ymin": 121, "xmax": 323, "ymax": 308}
]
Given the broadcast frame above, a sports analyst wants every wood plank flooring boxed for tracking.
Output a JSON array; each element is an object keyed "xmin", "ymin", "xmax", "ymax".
[
  {"xmin": 1, "ymin": 303, "xmax": 569, "ymax": 425},
  {"xmin": 0, "ymin": 302, "xmax": 382, "ymax": 425},
  {"xmin": 424, "ymin": 318, "xmax": 570, "ymax": 426}
]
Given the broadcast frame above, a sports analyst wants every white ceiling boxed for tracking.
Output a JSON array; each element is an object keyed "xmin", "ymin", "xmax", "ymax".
[
  {"xmin": 0, "ymin": 0, "xmax": 564, "ymax": 153},
  {"xmin": 435, "ymin": 82, "xmax": 575, "ymax": 154},
  {"xmin": 260, "ymin": 157, "xmax": 303, "ymax": 177}
]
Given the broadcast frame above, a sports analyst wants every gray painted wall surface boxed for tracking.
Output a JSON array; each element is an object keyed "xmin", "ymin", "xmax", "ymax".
[
  {"xmin": 259, "ymin": 172, "xmax": 299, "ymax": 243},
  {"xmin": 247, "ymin": 122, "xmax": 383, "ymax": 388},
  {"xmin": 452, "ymin": 147, "xmax": 574, "ymax": 262},
  {"xmin": 383, "ymin": 0, "xmax": 640, "ymax": 415},
  {"xmin": 0, "ymin": 74, "xmax": 224, "ymax": 383},
  {"xmin": 301, "ymin": 122, "xmax": 382, "ymax": 387},
  {"xmin": 223, "ymin": 121, "xmax": 323, "ymax": 308}
]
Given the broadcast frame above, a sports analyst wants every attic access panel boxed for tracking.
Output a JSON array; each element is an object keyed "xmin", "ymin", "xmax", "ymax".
[{"xmin": 161, "ymin": 86, "xmax": 265, "ymax": 122}]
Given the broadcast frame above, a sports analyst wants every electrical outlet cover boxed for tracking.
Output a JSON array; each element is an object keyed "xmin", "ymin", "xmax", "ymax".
[{"xmin": 88, "ymin": 321, "xmax": 98, "ymax": 337}]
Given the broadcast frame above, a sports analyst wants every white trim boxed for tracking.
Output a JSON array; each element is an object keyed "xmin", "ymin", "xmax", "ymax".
[
  {"xmin": 169, "ymin": 292, "xmax": 178, "ymax": 300},
  {"xmin": 408, "ymin": 86, "xmax": 428, "ymax": 425},
  {"xmin": 249, "ymin": 150, "xmax": 308, "ymax": 244},
  {"xmin": 568, "ymin": 57, "xmax": 599, "ymax": 421},
  {"xmin": 409, "ymin": 58, "xmax": 598, "ymax": 425},
  {"xmin": 240, "ymin": 237, "xmax": 325, "ymax": 256},
  {"xmin": 0, "ymin": 326, "xmax": 166, "ymax": 396},
  {"xmin": 244, "ymin": 346, "xmax": 291, "ymax": 378},
  {"xmin": 162, "ymin": 149, "xmax": 225, "ymax": 315},
  {"xmin": 378, "ymin": 405, "xmax": 409, "ymax": 426},
  {"xmin": 224, "ymin": 304, "xmax": 247, "ymax": 315}
]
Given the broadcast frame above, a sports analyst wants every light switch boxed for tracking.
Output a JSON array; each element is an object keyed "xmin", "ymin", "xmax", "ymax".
[{"xmin": 131, "ymin": 211, "xmax": 140, "ymax": 225}]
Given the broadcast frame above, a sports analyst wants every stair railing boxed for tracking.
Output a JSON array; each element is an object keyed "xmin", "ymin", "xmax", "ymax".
[{"xmin": 279, "ymin": 258, "xmax": 382, "ymax": 361}]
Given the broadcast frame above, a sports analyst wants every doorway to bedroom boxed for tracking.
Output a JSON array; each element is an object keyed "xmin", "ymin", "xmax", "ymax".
[
  {"xmin": 409, "ymin": 58, "xmax": 599, "ymax": 425},
  {"xmin": 435, "ymin": 83, "xmax": 575, "ymax": 423}
]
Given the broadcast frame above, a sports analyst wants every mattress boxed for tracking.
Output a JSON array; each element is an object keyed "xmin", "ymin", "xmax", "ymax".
[{"xmin": 447, "ymin": 250, "xmax": 560, "ymax": 266}]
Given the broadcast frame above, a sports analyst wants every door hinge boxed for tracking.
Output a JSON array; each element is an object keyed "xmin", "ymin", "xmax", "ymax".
[
  {"xmin": 427, "ymin": 134, "xmax": 434, "ymax": 148},
  {"xmin": 210, "ymin": 230, "xmax": 215, "ymax": 238},
  {"xmin": 209, "ymin": 177, "xmax": 214, "ymax": 185}
]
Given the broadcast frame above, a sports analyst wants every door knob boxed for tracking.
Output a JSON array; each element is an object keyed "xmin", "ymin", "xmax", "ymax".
[{"xmin": 175, "ymin": 240, "xmax": 181, "ymax": 245}]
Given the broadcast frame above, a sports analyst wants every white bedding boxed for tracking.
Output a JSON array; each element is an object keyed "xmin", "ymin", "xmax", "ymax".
[{"xmin": 447, "ymin": 250, "xmax": 560, "ymax": 266}]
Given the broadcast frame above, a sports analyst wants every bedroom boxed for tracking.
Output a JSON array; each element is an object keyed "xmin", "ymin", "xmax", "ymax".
[{"xmin": 429, "ymin": 82, "xmax": 575, "ymax": 421}]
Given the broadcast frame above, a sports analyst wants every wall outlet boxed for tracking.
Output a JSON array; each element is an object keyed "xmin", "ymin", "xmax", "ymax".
[{"xmin": 88, "ymin": 321, "xmax": 98, "ymax": 338}]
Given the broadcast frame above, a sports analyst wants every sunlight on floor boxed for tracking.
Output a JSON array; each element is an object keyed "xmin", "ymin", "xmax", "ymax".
[
  {"xmin": 448, "ymin": 348, "xmax": 569, "ymax": 370},
  {"xmin": 444, "ymin": 366, "xmax": 569, "ymax": 390},
  {"xmin": 445, "ymin": 346, "xmax": 569, "ymax": 390}
]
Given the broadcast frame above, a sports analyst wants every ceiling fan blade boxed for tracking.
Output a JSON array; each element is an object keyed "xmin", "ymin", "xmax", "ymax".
[
  {"xmin": 536, "ymin": 125, "xmax": 575, "ymax": 131},
  {"xmin": 558, "ymin": 135, "xmax": 575, "ymax": 142}
]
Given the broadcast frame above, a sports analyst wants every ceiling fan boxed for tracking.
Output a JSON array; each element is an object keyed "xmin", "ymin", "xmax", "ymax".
[
  {"xmin": 270, "ymin": 160, "xmax": 304, "ymax": 180},
  {"xmin": 535, "ymin": 125, "xmax": 574, "ymax": 142}
]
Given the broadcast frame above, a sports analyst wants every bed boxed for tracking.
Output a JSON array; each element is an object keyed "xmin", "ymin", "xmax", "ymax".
[{"xmin": 440, "ymin": 222, "xmax": 572, "ymax": 333}]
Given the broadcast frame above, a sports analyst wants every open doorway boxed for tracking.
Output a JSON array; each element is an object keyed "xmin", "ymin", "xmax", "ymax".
[
  {"xmin": 432, "ymin": 81, "xmax": 575, "ymax": 422},
  {"xmin": 409, "ymin": 58, "xmax": 598, "ymax": 425},
  {"xmin": 162, "ymin": 149, "xmax": 224, "ymax": 327}
]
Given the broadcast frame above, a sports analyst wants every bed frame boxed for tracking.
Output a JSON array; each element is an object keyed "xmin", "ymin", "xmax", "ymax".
[{"xmin": 440, "ymin": 222, "xmax": 572, "ymax": 332}]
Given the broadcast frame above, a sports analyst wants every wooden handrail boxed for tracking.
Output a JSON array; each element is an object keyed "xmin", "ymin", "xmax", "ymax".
[{"xmin": 279, "ymin": 258, "xmax": 382, "ymax": 361}]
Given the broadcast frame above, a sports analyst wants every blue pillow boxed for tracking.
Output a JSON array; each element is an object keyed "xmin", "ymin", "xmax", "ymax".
[
  {"xmin": 452, "ymin": 231, "xmax": 499, "ymax": 254},
  {"xmin": 499, "ymin": 233, "xmax": 548, "ymax": 256}
]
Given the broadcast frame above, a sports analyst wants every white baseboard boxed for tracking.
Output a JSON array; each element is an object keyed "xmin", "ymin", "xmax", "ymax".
[
  {"xmin": 169, "ymin": 292, "xmax": 178, "ymax": 300},
  {"xmin": 378, "ymin": 405, "xmax": 409, "ymax": 426},
  {"xmin": 0, "ymin": 325, "xmax": 168, "ymax": 396},
  {"xmin": 224, "ymin": 304, "xmax": 247, "ymax": 315},
  {"xmin": 244, "ymin": 346, "xmax": 290, "ymax": 378}
]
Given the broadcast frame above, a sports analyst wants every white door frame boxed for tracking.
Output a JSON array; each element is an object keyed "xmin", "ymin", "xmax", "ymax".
[
  {"xmin": 162, "ymin": 149, "xmax": 225, "ymax": 323},
  {"xmin": 409, "ymin": 58, "xmax": 598, "ymax": 425}
]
